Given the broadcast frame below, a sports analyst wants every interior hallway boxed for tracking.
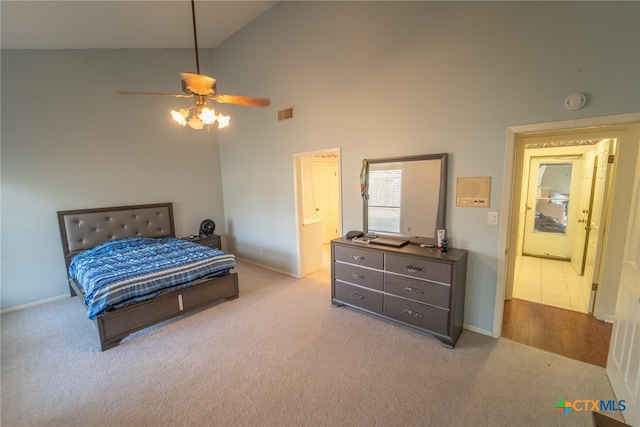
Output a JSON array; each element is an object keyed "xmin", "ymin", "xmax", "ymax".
[{"xmin": 513, "ymin": 255, "xmax": 589, "ymax": 313}]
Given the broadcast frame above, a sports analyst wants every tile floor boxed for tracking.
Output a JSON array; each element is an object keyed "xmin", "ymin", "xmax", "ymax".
[{"xmin": 513, "ymin": 255, "xmax": 590, "ymax": 313}]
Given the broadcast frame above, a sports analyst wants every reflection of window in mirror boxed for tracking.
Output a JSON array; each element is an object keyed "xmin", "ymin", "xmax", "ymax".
[{"xmin": 368, "ymin": 168, "xmax": 402, "ymax": 233}]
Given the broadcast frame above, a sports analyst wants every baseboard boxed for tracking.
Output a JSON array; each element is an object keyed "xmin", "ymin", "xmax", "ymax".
[
  {"xmin": 0, "ymin": 294, "xmax": 70, "ymax": 315},
  {"xmin": 235, "ymin": 257, "xmax": 298, "ymax": 278},
  {"xmin": 464, "ymin": 323, "xmax": 494, "ymax": 337}
]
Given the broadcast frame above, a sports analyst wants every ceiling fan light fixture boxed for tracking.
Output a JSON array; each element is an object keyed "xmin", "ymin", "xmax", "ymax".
[
  {"xmin": 187, "ymin": 116, "xmax": 204, "ymax": 130},
  {"xmin": 120, "ymin": 0, "xmax": 269, "ymax": 131},
  {"xmin": 199, "ymin": 107, "xmax": 217, "ymax": 125},
  {"xmin": 171, "ymin": 105, "xmax": 229, "ymax": 130},
  {"xmin": 170, "ymin": 109, "xmax": 188, "ymax": 126},
  {"xmin": 217, "ymin": 114, "xmax": 230, "ymax": 129}
]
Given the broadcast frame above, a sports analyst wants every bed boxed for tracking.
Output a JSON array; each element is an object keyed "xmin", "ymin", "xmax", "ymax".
[{"xmin": 57, "ymin": 202, "xmax": 239, "ymax": 351}]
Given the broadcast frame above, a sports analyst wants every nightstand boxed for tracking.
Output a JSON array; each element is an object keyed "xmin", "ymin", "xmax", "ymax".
[{"xmin": 183, "ymin": 235, "xmax": 221, "ymax": 250}]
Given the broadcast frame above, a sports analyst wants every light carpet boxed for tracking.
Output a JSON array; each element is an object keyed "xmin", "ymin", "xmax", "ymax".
[{"xmin": 1, "ymin": 261, "xmax": 625, "ymax": 426}]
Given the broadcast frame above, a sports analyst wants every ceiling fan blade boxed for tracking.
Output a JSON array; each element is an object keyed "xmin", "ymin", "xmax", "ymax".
[
  {"xmin": 180, "ymin": 72, "xmax": 216, "ymax": 96},
  {"xmin": 118, "ymin": 90, "xmax": 191, "ymax": 98},
  {"xmin": 213, "ymin": 94, "xmax": 271, "ymax": 107}
]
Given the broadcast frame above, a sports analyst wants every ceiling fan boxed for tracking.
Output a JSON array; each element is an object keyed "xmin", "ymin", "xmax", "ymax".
[{"xmin": 118, "ymin": 0, "xmax": 270, "ymax": 130}]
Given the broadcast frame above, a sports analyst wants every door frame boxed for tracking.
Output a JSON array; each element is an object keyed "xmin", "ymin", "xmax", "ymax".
[
  {"xmin": 293, "ymin": 147, "xmax": 342, "ymax": 278},
  {"xmin": 493, "ymin": 113, "xmax": 640, "ymax": 337}
]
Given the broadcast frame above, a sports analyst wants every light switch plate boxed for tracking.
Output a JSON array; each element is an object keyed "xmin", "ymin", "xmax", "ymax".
[{"xmin": 487, "ymin": 212, "xmax": 499, "ymax": 225}]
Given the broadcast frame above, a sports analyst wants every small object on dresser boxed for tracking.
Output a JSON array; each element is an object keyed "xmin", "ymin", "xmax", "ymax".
[
  {"xmin": 437, "ymin": 229, "xmax": 445, "ymax": 248},
  {"xmin": 440, "ymin": 239, "xmax": 448, "ymax": 253},
  {"xmin": 352, "ymin": 237, "xmax": 371, "ymax": 244},
  {"xmin": 346, "ymin": 230, "xmax": 364, "ymax": 239},
  {"xmin": 369, "ymin": 236, "xmax": 409, "ymax": 248}
]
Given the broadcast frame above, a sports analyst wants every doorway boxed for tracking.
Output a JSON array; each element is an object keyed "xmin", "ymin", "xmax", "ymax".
[
  {"xmin": 494, "ymin": 116, "xmax": 640, "ymax": 347},
  {"xmin": 512, "ymin": 139, "xmax": 613, "ymax": 314},
  {"xmin": 294, "ymin": 148, "xmax": 341, "ymax": 278}
]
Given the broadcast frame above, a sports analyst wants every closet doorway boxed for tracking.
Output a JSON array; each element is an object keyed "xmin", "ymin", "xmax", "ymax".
[{"xmin": 293, "ymin": 148, "xmax": 341, "ymax": 278}]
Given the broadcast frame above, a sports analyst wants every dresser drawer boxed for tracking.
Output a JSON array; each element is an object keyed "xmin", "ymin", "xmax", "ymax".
[
  {"xmin": 334, "ymin": 245, "xmax": 384, "ymax": 270},
  {"xmin": 384, "ymin": 273, "xmax": 450, "ymax": 309},
  {"xmin": 334, "ymin": 262, "xmax": 383, "ymax": 291},
  {"xmin": 385, "ymin": 254, "xmax": 452, "ymax": 284},
  {"xmin": 334, "ymin": 281, "xmax": 383, "ymax": 313},
  {"xmin": 383, "ymin": 294, "xmax": 448, "ymax": 335}
]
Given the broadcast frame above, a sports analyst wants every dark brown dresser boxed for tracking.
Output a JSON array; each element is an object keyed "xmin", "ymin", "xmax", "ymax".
[{"xmin": 331, "ymin": 237, "xmax": 468, "ymax": 348}]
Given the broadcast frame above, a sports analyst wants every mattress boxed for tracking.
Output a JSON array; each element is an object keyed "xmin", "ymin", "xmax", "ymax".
[{"xmin": 69, "ymin": 236, "xmax": 236, "ymax": 319}]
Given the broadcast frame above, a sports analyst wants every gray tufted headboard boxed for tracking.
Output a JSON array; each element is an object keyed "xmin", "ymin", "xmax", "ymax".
[{"xmin": 57, "ymin": 203, "xmax": 175, "ymax": 269}]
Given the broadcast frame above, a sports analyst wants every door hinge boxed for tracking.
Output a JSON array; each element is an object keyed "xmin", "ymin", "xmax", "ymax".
[
  {"xmin": 608, "ymin": 155, "xmax": 615, "ymax": 164},
  {"xmin": 591, "ymin": 283, "xmax": 598, "ymax": 291}
]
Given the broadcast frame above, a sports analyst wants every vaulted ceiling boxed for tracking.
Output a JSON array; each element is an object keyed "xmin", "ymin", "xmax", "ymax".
[{"xmin": 0, "ymin": 1, "xmax": 278, "ymax": 49}]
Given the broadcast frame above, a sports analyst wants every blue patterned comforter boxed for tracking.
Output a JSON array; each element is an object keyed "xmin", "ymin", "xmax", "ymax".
[{"xmin": 69, "ymin": 237, "xmax": 236, "ymax": 319}]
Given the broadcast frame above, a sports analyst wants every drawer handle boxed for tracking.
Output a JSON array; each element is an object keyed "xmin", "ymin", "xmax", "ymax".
[
  {"xmin": 349, "ymin": 293, "xmax": 365, "ymax": 300},
  {"xmin": 404, "ymin": 286, "xmax": 424, "ymax": 294},
  {"xmin": 403, "ymin": 308, "xmax": 423, "ymax": 318},
  {"xmin": 407, "ymin": 266, "xmax": 425, "ymax": 273},
  {"xmin": 350, "ymin": 273, "xmax": 365, "ymax": 280},
  {"xmin": 350, "ymin": 255, "xmax": 365, "ymax": 260}
]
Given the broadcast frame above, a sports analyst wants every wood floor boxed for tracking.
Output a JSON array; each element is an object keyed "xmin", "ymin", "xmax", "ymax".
[{"xmin": 502, "ymin": 298, "xmax": 613, "ymax": 367}]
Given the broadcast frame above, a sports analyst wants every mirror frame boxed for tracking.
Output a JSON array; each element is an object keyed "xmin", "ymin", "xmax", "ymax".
[{"xmin": 363, "ymin": 153, "xmax": 447, "ymax": 244}]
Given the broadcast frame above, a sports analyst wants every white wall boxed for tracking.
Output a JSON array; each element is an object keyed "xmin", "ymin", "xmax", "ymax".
[
  {"xmin": 213, "ymin": 1, "xmax": 640, "ymax": 333},
  {"xmin": 1, "ymin": 49, "xmax": 226, "ymax": 309}
]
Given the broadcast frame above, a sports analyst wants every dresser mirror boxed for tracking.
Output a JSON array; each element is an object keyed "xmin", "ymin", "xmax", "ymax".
[{"xmin": 363, "ymin": 153, "xmax": 447, "ymax": 243}]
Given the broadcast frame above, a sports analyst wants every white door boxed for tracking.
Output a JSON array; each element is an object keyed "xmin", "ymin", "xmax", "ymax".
[
  {"xmin": 607, "ymin": 144, "xmax": 640, "ymax": 426},
  {"xmin": 312, "ymin": 162, "xmax": 340, "ymax": 243},
  {"xmin": 570, "ymin": 150, "xmax": 596, "ymax": 275},
  {"xmin": 523, "ymin": 157, "xmax": 581, "ymax": 258},
  {"xmin": 582, "ymin": 142, "xmax": 611, "ymax": 312}
]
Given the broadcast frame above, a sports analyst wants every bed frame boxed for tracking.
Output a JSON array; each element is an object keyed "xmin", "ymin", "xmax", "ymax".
[{"xmin": 57, "ymin": 202, "xmax": 239, "ymax": 351}]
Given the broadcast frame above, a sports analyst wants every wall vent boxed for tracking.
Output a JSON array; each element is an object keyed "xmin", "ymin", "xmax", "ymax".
[{"xmin": 278, "ymin": 107, "xmax": 294, "ymax": 122}]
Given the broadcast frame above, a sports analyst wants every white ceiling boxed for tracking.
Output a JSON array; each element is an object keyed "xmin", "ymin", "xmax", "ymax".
[{"xmin": 0, "ymin": 1, "xmax": 279, "ymax": 49}]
